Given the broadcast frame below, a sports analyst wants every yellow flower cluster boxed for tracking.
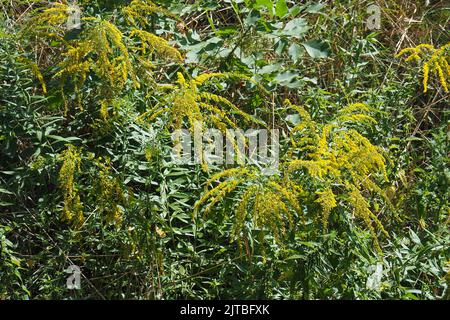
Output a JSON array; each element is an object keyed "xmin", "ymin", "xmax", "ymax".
[
  {"xmin": 347, "ymin": 184, "xmax": 388, "ymax": 252},
  {"xmin": 194, "ymin": 167, "xmax": 301, "ymax": 244},
  {"xmin": 32, "ymin": 2, "xmax": 69, "ymax": 28},
  {"xmin": 194, "ymin": 99, "xmax": 390, "ymax": 250},
  {"xmin": 58, "ymin": 145, "xmax": 84, "ymax": 228},
  {"xmin": 17, "ymin": 57, "xmax": 47, "ymax": 94},
  {"xmin": 130, "ymin": 29, "xmax": 182, "ymax": 62},
  {"xmin": 31, "ymin": 2, "xmax": 183, "ymax": 103},
  {"xmin": 54, "ymin": 18, "xmax": 134, "ymax": 91},
  {"xmin": 91, "ymin": 99, "xmax": 124, "ymax": 135},
  {"xmin": 95, "ymin": 158, "xmax": 127, "ymax": 225},
  {"xmin": 58, "ymin": 146, "xmax": 129, "ymax": 227},
  {"xmin": 145, "ymin": 72, "xmax": 263, "ymax": 133},
  {"xmin": 397, "ymin": 42, "xmax": 450, "ymax": 93},
  {"xmin": 284, "ymin": 100, "xmax": 390, "ymax": 251},
  {"xmin": 122, "ymin": 0, "xmax": 179, "ymax": 27},
  {"xmin": 315, "ymin": 187, "xmax": 337, "ymax": 230}
]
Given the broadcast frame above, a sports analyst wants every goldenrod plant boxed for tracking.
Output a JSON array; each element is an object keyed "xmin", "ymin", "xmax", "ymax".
[
  {"xmin": 58, "ymin": 146, "xmax": 131, "ymax": 228},
  {"xmin": 285, "ymin": 100, "xmax": 391, "ymax": 250},
  {"xmin": 194, "ymin": 100, "xmax": 390, "ymax": 252},
  {"xmin": 55, "ymin": 18, "xmax": 134, "ymax": 91},
  {"xmin": 142, "ymin": 72, "xmax": 265, "ymax": 132},
  {"xmin": 16, "ymin": 57, "xmax": 47, "ymax": 93},
  {"xmin": 397, "ymin": 42, "xmax": 450, "ymax": 93},
  {"xmin": 58, "ymin": 145, "xmax": 84, "ymax": 228},
  {"xmin": 27, "ymin": 0, "xmax": 183, "ymax": 103},
  {"xmin": 194, "ymin": 166, "xmax": 301, "ymax": 244},
  {"xmin": 94, "ymin": 157, "xmax": 128, "ymax": 225},
  {"xmin": 1, "ymin": 0, "xmax": 448, "ymax": 300},
  {"xmin": 122, "ymin": 0, "xmax": 180, "ymax": 27}
]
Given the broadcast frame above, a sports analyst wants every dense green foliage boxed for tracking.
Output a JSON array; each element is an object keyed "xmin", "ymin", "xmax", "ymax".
[{"xmin": 0, "ymin": 0, "xmax": 449, "ymax": 299}]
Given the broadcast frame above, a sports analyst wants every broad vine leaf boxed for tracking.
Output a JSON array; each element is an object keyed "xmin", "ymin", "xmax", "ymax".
[
  {"xmin": 255, "ymin": 0, "xmax": 273, "ymax": 14},
  {"xmin": 279, "ymin": 18, "xmax": 309, "ymax": 37},
  {"xmin": 302, "ymin": 39, "xmax": 330, "ymax": 58},
  {"xmin": 275, "ymin": 0, "xmax": 288, "ymax": 18},
  {"xmin": 288, "ymin": 42, "xmax": 305, "ymax": 61}
]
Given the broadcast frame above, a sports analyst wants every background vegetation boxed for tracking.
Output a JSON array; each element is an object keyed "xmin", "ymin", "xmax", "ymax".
[{"xmin": 0, "ymin": 0, "xmax": 449, "ymax": 299}]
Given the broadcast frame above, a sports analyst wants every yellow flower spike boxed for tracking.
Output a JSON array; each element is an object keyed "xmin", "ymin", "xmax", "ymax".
[
  {"xmin": 405, "ymin": 53, "xmax": 420, "ymax": 62},
  {"xmin": 282, "ymin": 100, "xmax": 390, "ymax": 248},
  {"xmin": 53, "ymin": 19, "xmax": 133, "ymax": 92},
  {"xmin": 193, "ymin": 98, "xmax": 390, "ymax": 249},
  {"xmin": 122, "ymin": 0, "xmax": 180, "ymax": 27},
  {"xmin": 397, "ymin": 42, "xmax": 450, "ymax": 94},
  {"xmin": 58, "ymin": 145, "xmax": 84, "ymax": 228},
  {"xmin": 17, "ymin": 58, "xmax": 47, "ymax": 94},
  {"xmin": 193, "ymin": 73, "xmax": 226, "ymax": 85},
  {"xmin": 395, "ymin": 47, "xmax": 418, "ymax": 58},
  {"xmin": 129, "ymin": 29, "xmax": 182, "ymax": 62},
  {"xmin": 194, "ymin": 165, "xmax": 300, "ymax": 245},
  {"xmin": 95, "ymin": 158, "xmax": 127, "ymax": 225},
  {"xmin": 315, "ymin": 187, "xmax": 337, "ymax": 231},
  {"xmin": 99, "ymin": 100, "xmax": 109, "ymax": 120},
  {"xmin": 32, "ymin": 3, "xmax": 70, "ymax": 29},
  {"xmin": 441, "ymin": 57, "xmax": 450, "ymax": 77},
  {"xmin": 142, "ymin": 72, "xmax": 264, "ymax": 155},
  {"xmin": 436, "ymin": 61, "xmax": 449, "ymax": 92},
  {"xmin": 423, "ymin": 62, "xmax": 429, "ymax": 93},
  {"xmin": 347, "ymin": 185, "xmax": 387, "ymax": 254},
  {"xmin": 416, "ymin": 44, "xmax": 435, "ymax": 51},
  {"xmin": 176, "ymin": 72, "xmax": 186, "ymax": 86}
]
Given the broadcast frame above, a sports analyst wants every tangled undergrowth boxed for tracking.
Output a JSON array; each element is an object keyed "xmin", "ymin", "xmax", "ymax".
[{"xmin": 0, "ymin": 0, "xmax": 449, "ymax": 300}]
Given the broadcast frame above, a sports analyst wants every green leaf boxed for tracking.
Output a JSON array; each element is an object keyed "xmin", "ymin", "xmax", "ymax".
[
  {"xmin": 245, "ymin": 9, "xmax": 261, "ymax": 27},
  {"xmin": 288, "ymin": 43, "xmax": 304, "ymax": 61},
  {"xmin": 279, "ymin": 18, "xmax": 309, "ymax": 37},
  {"xmin": 275, "ymin": 72, "xmax": 303, "ymax": 88},
  {"xmin": 306, "ymin": 3, "xmax": 325, "ymax": 13},
  {"xmin": 10, "ymin": 256, "xmax": 21, "ymax": 267},
  {"xmin": 257, "ymin": 63, "xmax": 282, "ymax": 75},
  {"xmin": 0, "ymin": 202, "xmax": 14, "ymax": 207},
  {"xmin": 47, "ymin": 135, "xmax": 82, "ymax": 143},
  {"xmin": 0, "ymin": 188, "xmax": 14, "ymax": 195},
  {"xmin": 275, "ymin": 0, "xmax": 288, "ymax": 18},
  {"xmin": 298, "ymin": 241, "xmax": 319, "ymax": 248},
  {"xmin": 409, "ymin": 229, "xmax": 421, "ymax": 245},
  {"xmin": 302, "ymin": 39, "xmax": 330, "ymax": 58},
  {"xmin": 255, "ymin": 0, "xmax": 273, "ymax": 13},
  {"xmin": 286, "ymin": 254, "xmax": 303, "ymax": 260},
  {"xmin": 274, "ymin": 70, "xmax": 297, "ymax": 83},
  {"xmin": 216, "ymin": 26, "xmax": 238, "ymax": 36}
]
